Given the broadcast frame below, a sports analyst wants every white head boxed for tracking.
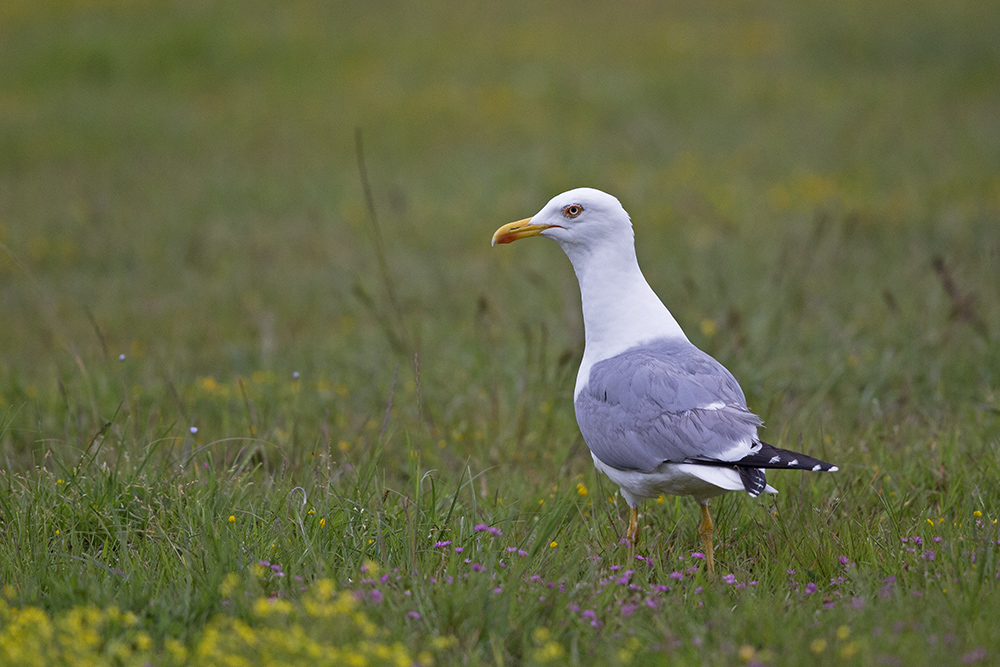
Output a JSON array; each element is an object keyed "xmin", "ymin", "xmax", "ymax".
[{"xmin": 492, "ymin": 188, "xmax": 636, "ymax": 270}]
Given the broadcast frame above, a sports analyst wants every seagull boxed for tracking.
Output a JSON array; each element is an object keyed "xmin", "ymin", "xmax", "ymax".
[{"xmin": 492, "ymin": 187, "xmax": 837, "ymax": 573}]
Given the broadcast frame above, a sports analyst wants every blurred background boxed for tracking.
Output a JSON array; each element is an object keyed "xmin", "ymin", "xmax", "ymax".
[{"xmin": 1, "ymin": 0, "xmax": 998, "ymax": 475}]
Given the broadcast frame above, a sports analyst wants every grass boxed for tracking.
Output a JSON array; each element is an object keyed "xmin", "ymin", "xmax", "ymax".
[{"xmin": 1, "ymin": 0, "xmax": 999, "ymax": 664}]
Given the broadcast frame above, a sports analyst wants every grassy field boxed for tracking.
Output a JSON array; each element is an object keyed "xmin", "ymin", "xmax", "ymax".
[{"xmin": 2, "ymin": 0, "xmax": 999, "ymax": 664}]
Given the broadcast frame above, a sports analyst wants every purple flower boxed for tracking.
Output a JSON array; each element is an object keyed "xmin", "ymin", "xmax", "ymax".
[
  {"xmin": 691, "ymin": 552, "xmax": 706, "ymax": 560},
  {"xmin": 621, "ymin": 604, "xmax": 638, "ymax": 617},
  {"xmin": 669, "ymin": 572, "xmax": 683, "ymax": 580},
  {"xmin": 518, "ymin": 549, "xmax": 528, "ymax": 557},
  {"xmin": 804, "ymin": 582, "xmax": 817, "ymax": 595},
  {"xmin": 433, "ymin": 540, "xmax": 451, "ymax": 548},
  {"xmin": 582, "ymin": 610, "xmax": 596, "ymax": 619},
  {"xmin": 454, "ymin": 547, "xmax": 464, "ymax": 554},
  {"xmin": 961, "ymin": 648, "xmax": 988, "ymax": 664},
  {"xmin": 923, "ymin": 550, "xmax": 936, "ymax": 561},
  {"xmin": 471, "ymin": 563, "xmax": 484, "ymax": 572},
  {"xmin": 493, "ymin": 587, "xmax": 502, "ymax": 594},
  {"xmin": 407, "ymin": 611, "xmax": 421, "ymax": 619},
  {"xmin": 723, "ymin": 574, "xmax": 736, "ymax": 585},
  {"xmin": 474, "ymin": 523, "xmax": 488, "ymax": 532},
  {"xmin": 370, "ymin": 589, "xmax": 383, "ymax": 603}
]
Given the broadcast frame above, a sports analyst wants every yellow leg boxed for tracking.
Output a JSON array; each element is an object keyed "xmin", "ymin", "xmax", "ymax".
[
  {"xmin": 699, "ymin": 502, "xmax": 715, "ymax": 575},
  {"xmin": 626, "ymin": 506, "xmax": 639, "ymax": 556}
]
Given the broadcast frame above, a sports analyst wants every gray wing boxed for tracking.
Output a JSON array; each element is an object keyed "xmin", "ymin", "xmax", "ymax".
[{"xmin": 574, "ymin": 338, "xmax": 763, "ymax": 472}]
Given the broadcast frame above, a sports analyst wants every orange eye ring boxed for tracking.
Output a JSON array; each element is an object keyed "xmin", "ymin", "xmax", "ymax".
[{"xmin": 563, "ymin": 204, "xmax": 583, "ymax": 218}]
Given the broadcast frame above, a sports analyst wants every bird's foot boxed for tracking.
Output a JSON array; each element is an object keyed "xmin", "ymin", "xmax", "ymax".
[{"xmin": 699, "ymin": 503, "xmax": 715, "ymax": 577}]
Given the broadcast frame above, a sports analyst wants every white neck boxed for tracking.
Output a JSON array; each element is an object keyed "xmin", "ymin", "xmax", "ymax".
[{"xmin": 560, "ymin": 239, "xmax": 687, "ymax": 398}]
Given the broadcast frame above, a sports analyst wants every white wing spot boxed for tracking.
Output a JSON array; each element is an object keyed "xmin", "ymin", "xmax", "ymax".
[
  {"xmin": 788, "ymin": 459, "xmax": 799, "ymax": 466},
  {"xmin": 700, "ymin": 401, "xmax": 726, "ymax": 410},
  {"xmin": 769, "ymin": 456, "xmax": 781, "ymax": 464},
  {"xmin": 829, "ymin": 466, "xmax": 839, "ymax": 472},
  {"xmin": 812, "ymin": 464, "xmax": 821, "ymax": 471}
]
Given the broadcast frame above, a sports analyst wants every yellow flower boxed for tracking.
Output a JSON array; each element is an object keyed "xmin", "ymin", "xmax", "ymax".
[
  {"xmin": 810, "ymin": 639, "xmax": 827, "ymax": 654},
  {"xmin": 974, "ymin": 510, "xmax": 982, "ymax": 517},
  {"xmin": 576, "ymin": 483, "xmax": 588, "ymax": 496},
  {"xmin": 738, "ymin": 645, "xmax": 756, "ymax": 661},
  {"xmin": 836, "ymin": 625, "xmax": 850, "ymax": 640},
  {"xmin": 549, "ymin": 541, "xmax": 558, "ymax": 548},
  {"xmin": 228, "ymin": 515, "xmax": 235, "ymax": 523},
  {"xmin": 320, "ymin": 518, "xmax": 325, "ymax": 528},
  {"xmin": 840, "ymin": 642, "xmax": 859, "ymax": 658}
]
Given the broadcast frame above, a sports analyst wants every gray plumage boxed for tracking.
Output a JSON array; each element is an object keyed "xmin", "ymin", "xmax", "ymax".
[{"xmin": 575, "ymin": 338, "xmax": 763, "ymax": 473}]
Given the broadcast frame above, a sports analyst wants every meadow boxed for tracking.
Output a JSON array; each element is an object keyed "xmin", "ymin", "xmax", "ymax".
[{"xmin": 1, "ymin": 0, "xmax": 999, "ymax": 664}]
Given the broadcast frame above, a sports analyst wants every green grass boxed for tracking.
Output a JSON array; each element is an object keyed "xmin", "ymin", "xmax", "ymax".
[{"xmin": 1, "ymin": 0, "xmax": 999, "ymax": 664}]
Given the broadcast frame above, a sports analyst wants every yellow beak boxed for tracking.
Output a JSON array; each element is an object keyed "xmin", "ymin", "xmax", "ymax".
[{"xmin": 491, "ymin": 217, "xmax": 553, "ymax": 246}]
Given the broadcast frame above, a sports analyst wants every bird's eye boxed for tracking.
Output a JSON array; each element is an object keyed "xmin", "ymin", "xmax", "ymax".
[{"xmin": 563, "ymin": 204, "xmax": 584, "ymax": 218}]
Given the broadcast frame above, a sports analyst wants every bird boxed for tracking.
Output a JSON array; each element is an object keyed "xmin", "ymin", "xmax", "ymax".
[{"xmin": 492, "ymin": 187, "xmax": 837, "ymax": 573}]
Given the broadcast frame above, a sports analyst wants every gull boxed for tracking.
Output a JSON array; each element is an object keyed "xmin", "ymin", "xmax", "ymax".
[{"xmin": 492, "ymin": 188, "xmax": 837, "ymax": 572}]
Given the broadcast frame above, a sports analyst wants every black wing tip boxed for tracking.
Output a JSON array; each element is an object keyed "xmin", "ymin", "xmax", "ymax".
[{"xmin": 735, "ymin": 441, "xmax": 837, "ymax": 472}]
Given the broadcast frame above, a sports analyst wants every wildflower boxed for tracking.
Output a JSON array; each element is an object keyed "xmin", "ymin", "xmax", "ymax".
[
  {"xmin": 434, "ymin": 540, "xmax": 452, "ymax": 548},
  {"xmin": 576, "ymin": 482, "xmax": 588, "ymax": 496},
  {"xmin": 810, "ymin": 639, "xmax": 827, "ymax": 653},
  {"xmin": 319, "ymin": 518, "xmax": 325, "ymax": 528},
  {"xmin": 454, "ymin": 547, "xmax": 464, "ymax": 554},
  {"xmin": 840, "ymin": 642, "xmax": 860, "ymax": 658},
  {"xmin": 190, "ymin": 426, "xmax": 198, "ymax": 434},
  {"xmin": 550, "ymin": 541, "xmax": 558, "ymax": 548},
  {"xmin": 738, "ymin": 645, "xmax": 756, "ymax": 661},
  {"xmin": 228, "ymin": 515, "xmax": 235, "ymax": 523},
  {"xmin": 691, "ymin": 552, "xmax": 706, "ymax": 560},
  {"xmin": 407, "ymin": 611, "xmax": 421, "ymax": 619},
  {"xmin": 974, "ymin": 510, "xmax": 982, "ymax": 518},
  {"xmin": 723, "ymin": 574, "xmax": 737, "ymax": 585},
  {"xmin": 804, "ymin": 582, "xmax": 817, "ymax": 595},
  {"xmin": 669, "ymin": 571, "xmax": 683, "ymax": 580},
  {"xmin": 962, "ymin": 648, "xmax": 991, "ymax": 665},
  {"xmin": 837, "ymin": 626, "xmax": 851, "ymax": 640}
]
